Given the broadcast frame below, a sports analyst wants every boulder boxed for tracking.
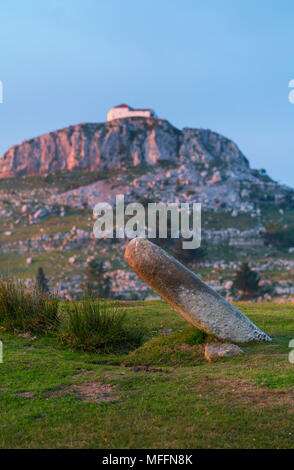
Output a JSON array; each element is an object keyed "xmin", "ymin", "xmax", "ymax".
[
  {"xmin": 124, "ymin": 238, "xmax": 271, "ymax": 343},
  {"xmin": 205, "ymin": 343, "xmax": 244, "ymax": 361}
]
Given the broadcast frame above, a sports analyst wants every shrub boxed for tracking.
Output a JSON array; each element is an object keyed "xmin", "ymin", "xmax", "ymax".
[
  {"xmin": 84, "ymin": 259, "xmax": 111, "ymax": 298},
  {"xmin": 232, "ymin": 263, "xmax": 260, "ymax": 298},
  {"xmin": 36, "ymin": 267, "xmax": 49, "ymax": 294},
  {"xmin": 59, "ymin": 299, "xmax": 145, "ymax": 352},
  {"xmin": 173, "ymin": 241, "xmax": 206, "ymax": 265},
  {"xmin": 0, "ymin": 278, "xmax": 59, "ymax": 333}
]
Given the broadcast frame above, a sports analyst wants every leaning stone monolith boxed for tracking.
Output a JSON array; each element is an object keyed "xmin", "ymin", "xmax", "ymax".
[{"xmin": 124, "ymin": 238, "xmax": 271, "ymax": 343}]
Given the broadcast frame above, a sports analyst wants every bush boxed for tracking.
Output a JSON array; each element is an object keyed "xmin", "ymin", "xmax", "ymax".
[
  {"xmin": 36, "ymin": 267, "xmax": 49, "ymax": 294},
  {"xmin": 84, "ymin": 259, "xmax": 110, "ymax": 298},
  {"xmin": 59, "ymin": 299, "xmax": 145, "ymax": 352},
  {"xmin": 232, "ymin": 263, "xmax": 260, "ymax": 299},
  {"xmin": 173, "ymin": 241, "xmax": 206, "ymax": 265},
  {"xmin": 0, "ymin": 278, "xmax": 59, "ymax": 333}
]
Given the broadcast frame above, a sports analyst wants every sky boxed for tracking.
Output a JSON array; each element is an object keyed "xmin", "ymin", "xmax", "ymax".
[{"xmin": 0, "ymin": 0, "xmax": 294, "ymax": 186}]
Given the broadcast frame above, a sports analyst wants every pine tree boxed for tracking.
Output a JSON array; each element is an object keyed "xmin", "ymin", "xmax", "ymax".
[
  {"xmin": 233, "ymin": 263, "xmax": 260, "ymax": 298},
  {"xmin": 36, "ymin": 267, "xmax": 49, "ymax": 294},
  {"xmin": 85, "ymin": 259, "xmax": 110, "ymax": 299}
]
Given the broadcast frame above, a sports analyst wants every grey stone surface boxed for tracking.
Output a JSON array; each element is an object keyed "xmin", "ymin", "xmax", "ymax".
[
  {"xmin": 205, "ymin": 343, "xmax": 244, "ymax": 361},
  {"xmin": 124, "ymin": 238, "xmax": 271, "ymax": 343}
]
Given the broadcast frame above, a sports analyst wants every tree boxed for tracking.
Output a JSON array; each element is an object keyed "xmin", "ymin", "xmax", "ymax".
[
  {"xmin": 36, "ymin": 267, "xmax": 49, "ymax": 294},
  {"xmin": 85, "ymin": 259, "xmax": 111, "ymax": 299},
  {"xmin": 232, "ymin": 263, "xmax": 260, "ymax": 298},
  {"xmin": 173, "ymin": 240, "xmax": 206, "ymax": 265}
]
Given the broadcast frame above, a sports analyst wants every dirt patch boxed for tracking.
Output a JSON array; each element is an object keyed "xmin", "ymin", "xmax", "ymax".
[
  {"xmin": 71, "ymin": 368, "xmax": 92, "ymax": 377},
  {"xmin": 131, "ymin": 365, "xmax": 166, "ymax": 373},
  {"xmin": 176, "ymin": 344, "xmax": 197, "ymax": 352},
  {"xmin": 195, "ymin": 376, "xmax": 294, "ymax": 409},
  {"xmin": 74, "ymin": 382, "xmax": 119, "ymax": 402},
  {"xmin": 18, "ymin": 333, "xmax": 37, "ymax": 340},
  {"xmin": 17, "ymin": 391, "xmax": 35, "ymax": 398},
  {"xmin": 46, "ymin": 382, "xmax": 119, "ymax": 403},
  {"xmin": 158, "ymin": 328, "xmax": 174, "ymax": 336}
]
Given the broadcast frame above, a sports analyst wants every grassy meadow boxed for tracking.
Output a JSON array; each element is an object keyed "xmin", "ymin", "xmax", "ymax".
[{"xmin": 0, "ymin": 300, "xmax": 294, "ymax": 449}]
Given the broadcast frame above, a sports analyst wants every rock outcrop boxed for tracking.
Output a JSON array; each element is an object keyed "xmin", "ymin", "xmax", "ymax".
[{"xmin": 0, "ymin": 117, "xmax": 258, "ymax": 178}]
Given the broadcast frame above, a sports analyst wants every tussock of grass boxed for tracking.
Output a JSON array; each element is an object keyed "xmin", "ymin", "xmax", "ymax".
[
  {"xmin": 123, "ymin": 327, "xmax": 216, "ymax": 366},
  {"xmin": 59, "ymin": 299, "xmax": 145, "ymax": 352},
  {"xmin": 0, "ymin": 278, "xmax": 59, "ymax": 333}
]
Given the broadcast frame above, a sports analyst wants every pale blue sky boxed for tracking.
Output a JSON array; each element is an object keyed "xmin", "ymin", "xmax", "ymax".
[{"xmin": 0, "ymin": 0, "xmax": 294, "ymax": 186}]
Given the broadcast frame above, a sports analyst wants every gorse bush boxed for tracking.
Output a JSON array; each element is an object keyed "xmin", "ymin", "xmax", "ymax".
[
  {"xmin": 0, "ymin": 278, "xmax": 59, "ymax": 333},
  {"xmin": 59, "ymin": 299, "xmax": 145, "ymax": 352}
]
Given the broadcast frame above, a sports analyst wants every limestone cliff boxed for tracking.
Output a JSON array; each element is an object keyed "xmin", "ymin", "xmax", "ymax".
[{"xmin": 0, "ymin": 117, "xmax": 249, "ymax": 177}]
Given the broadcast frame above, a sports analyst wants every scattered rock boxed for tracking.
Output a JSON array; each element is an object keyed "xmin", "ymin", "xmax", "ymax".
[
  {"xmin": 29, "ymin": 208, "xmax": 47, "ymax": 224},
  {"xmin": 21, "ymin": 204, "xmax": 31, "ymax": 214}
]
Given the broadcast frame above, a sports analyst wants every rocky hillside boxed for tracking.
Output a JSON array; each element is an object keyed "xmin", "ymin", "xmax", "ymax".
[
  {"xmin": 1, "ymin": 117, "xmax": 293, "ymax": 212},
  {"xmin": 0, "ymin": 117, "xmax": 294, "ymax": 301}
]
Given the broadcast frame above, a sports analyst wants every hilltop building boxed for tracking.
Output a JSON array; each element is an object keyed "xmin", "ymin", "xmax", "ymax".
[{"xmin": 107, "ymin": 103, "xmax": 157, "ymax": 121}]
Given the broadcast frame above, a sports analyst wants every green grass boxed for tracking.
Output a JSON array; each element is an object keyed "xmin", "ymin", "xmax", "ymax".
[
  {"xmin": 0, "ymin": 170, "xmax": 113, "ymax": 193},
  {"xmin": 202, "ymin": 210, "xmax": 257, "ymax": 231},
  {"xmin": 0, "ymin": 250, "xmax": 83, "ymax": 279},
  {"xmin": 0, "ymin": 208, "xmax": 92, "ymax": 244},
  {"xmin": 0, "ymin": 301, "xmax": 294, "ymax": 448},
  {"xmin": 123, "ymin": 327, "xmax": 211, "ymax": 366}
]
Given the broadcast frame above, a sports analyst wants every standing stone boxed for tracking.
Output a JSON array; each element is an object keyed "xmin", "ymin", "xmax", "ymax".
[{"xmin": 124, "ymin": 238, "xmax": 271, "ymax": 343}]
